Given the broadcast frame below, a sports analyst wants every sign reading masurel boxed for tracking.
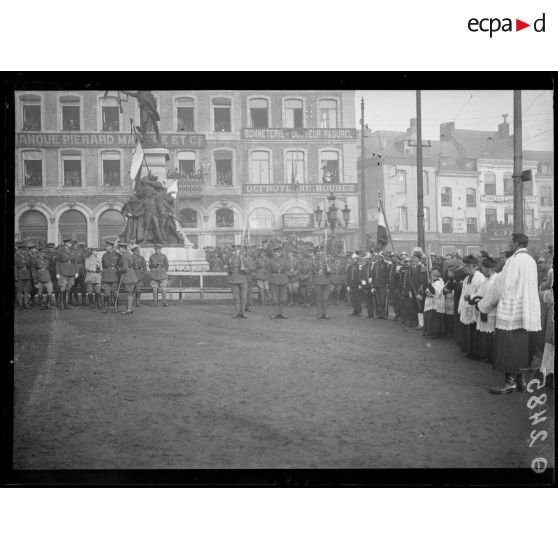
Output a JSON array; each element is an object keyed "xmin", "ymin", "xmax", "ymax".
[{"xmin": 241, "ymin": 129, "xmax": 357, "ymax": 140}]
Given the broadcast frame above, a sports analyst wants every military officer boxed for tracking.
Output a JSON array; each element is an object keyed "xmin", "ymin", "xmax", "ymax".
[
  {"xmin": 372, "ymin": 251, "xmax": 390, "ymax": 319},
  {"xmin": 298, "ymin": 252, "xmax": 314, "ymax": 308},
  {"xmin": 268, "ymin": 246, "xmax": 289, "ymax": 319},
  {"xmin": 228, "ymin": 245, "xmax": 249, "ymax": 318},
  {"xmin": 56, "ymin": 237, "xmax": 78, "ymax": 310},
  {"xmin": 346, "ymin": 252, "xmax": 362, "ymax": 316},
  {"xmin": 131, "ymin": 245, "xmax": 148, "ymax": 307},
  {"xmin": 29, "ymin": 243, "xmax": 55, "ymax": 309},
  {"xmin": 286, "ymin": 251, "xmax": 300, "ymax": 307},
  {"xmin": 149, "ymin": 243, "xmax": 169, "ymax": 307},
  {"xmin": 118, "ymin": 241, "xmax": 138, "ymax": 315},
  {"xmin": 386, "ymin": 252, "xmax": 401, "ymax": 320},
  {"xmin": 398, "ymin": 256, "xmax": 414, "ymax": 325},
  {"xmin": 410, "ymin": 250, "xmax": 428, "ymax": 330},
  {"xmin": 101, "ymin": 239, "xmax": 121, "ymax": 313},
  {"xmin": 360, "ymin": 252, "xmax": 375, "ymax": 318},
  {"xmin": 84, "ymin": 247, "xmax": 102, "ymax": 308},
  {"xmin": 15, "ymin": 243, "xmax": 33, "ymax": 310},
  {"xmin": 254, "ymin": 249, "xmax": 270, "ymax": 306},
  {"xmin": 243, "ymin": 246, "xmax": 256, "ymax": 313},
  {"xmin": 312, "ymin": 246, "xmax": 332, "ymax": 319},
  {"xmin": 74, "ymin": 241, "xmax": 87, "ymax": 305}
]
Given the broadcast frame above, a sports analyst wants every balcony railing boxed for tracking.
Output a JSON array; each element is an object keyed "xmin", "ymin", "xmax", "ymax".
[{"xmin": 176, "ymin": 178, "xmax": 203, "ymax": 198}]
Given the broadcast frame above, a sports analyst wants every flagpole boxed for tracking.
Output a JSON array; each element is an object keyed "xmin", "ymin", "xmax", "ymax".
[
  {"xmin": 130, "ymin": 118, "xmax": 151, "ymax": 175},
  {"xmin": 379, "ymin": 196, "xmax": 396, "ymax": 254}
]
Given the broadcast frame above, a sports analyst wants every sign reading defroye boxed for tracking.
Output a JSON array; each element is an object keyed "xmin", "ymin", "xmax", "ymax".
[
  {"xmin": 241, "ymin": 129, "xmax": 357, "ymax": 140},
  {"xmin": 283, "ymin": 213, "xmax": 314, "ymax": 230},
  {"xmin": 243, "ymin": 183, "xmax": 358, "ymax": 194},
  {"xmin": 16, "ymin": 132, "xmax": 206, "ymax": 148}
]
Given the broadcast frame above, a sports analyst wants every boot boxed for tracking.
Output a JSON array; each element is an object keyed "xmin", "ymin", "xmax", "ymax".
[
  {"xmin": 489, "ymin": 373, "xmax": 517, "ymax": 394},
  {"xmin": 162, "ymin": 291, "xmax": 168, "ymax": 307},
  {"xmin": 516, "ymin": 373, "xmax": 527, "ymax": 392},
  {"xmin": 38, "ymin": 294, "xmax": 44, "ymax": 310},
  {"xmin": 81, "ymin": 291, "xmax": 87, "ymax": 306},
  {"xmin": 94, "ymin": 293, "xmax": 100, "ymax": 308},
  {"xmin": 88, "ymin": 293, "xmax": 94, "ymax": 308},
  {"xmin": 151, "ymin": 289, "xmax": 158, "ymax": 307},
  {"xmin": 46, "ymin": 294, "xmax": 54, "ymax": 309},
  {"xmin": 57, "ymin": 292, "xmax": 64, "ymax": 310},
  {"xmin": 122, "ymin": 294, "xmax": 134, "ymax": 315},
  {"xmin": 102, "ymin": 295, "xmax": 109, "ymax": 314},
  {"xmin": 63, "ymin": 291, "xmax": 71, "ymax": 309},
  {"xmin": 135, "ymin": 291, "xmax": 141, "ymax": 307}
]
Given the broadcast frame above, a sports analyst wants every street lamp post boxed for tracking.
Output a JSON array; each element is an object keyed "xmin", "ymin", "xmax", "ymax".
[{"xmin": 314, "ymin": 192, "xmax": 351, "ymax": 255}]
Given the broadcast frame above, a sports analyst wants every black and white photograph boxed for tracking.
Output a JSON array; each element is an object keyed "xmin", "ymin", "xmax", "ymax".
[{"xmin": 6, "ymin": 81, "xmax": 554, "ymax": 480}]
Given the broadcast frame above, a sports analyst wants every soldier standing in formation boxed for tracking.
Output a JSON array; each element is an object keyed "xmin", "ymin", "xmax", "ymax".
[
  {"xmin": 346, "ymin": 252, "xmax": 362, "ymax": 317},
  {"xmin": 298, "ymin": 252, "xmax": 314, "ymax": 308},
  {"xmin": 286, "ymin": 251, "xmax": 300, "ymax": 307},
  {"xmin": 244, "ymin": 246, "xmax": 256, "ymax": 313},
  {"xmin": 132, "ymin": 245, "xmax": 148, "ymax": 307},
  {"xmin": 29, "ymin": 243, "xmax": 55, "ymax": 310},
  {"xmin": 268, "ymin": 246, "xmax": 288, "ymax": 319},
  {"xmin": 149, "ymin": 243, "xmax": 169, "ymax": 307},
  {"xmin": 118, "ymin": 242, "xmax": 138, "ymax": 315},
  {"xmin": 56, "ymin": 237, "xmax": 79, "ymax": 310},
  {"xmin": 101, "ymin": 240, "xmax": 121, "ymax": 313},
  {"xmin": 254, "ymin": 249, "xmax": 270, "ymax": 306},
  {"xmin": 228, "ymin": 244, "xmax": 249, "ymax": 318},
  {"xmin": 84, "ymin": 247, "xmax": 102, "ymax": 308},
  {"xmin": 14, "ymin": 243, "xmax": 33, "ymax": 310},
  {"xmin": 372, "ymin": 252, "xmax": 390, "ymax": 319},
  {"xmin": 312, "ymin": 246, "xmax": 332, "ymax": 319},
  {"xmin": 361, "ymin": 252, "xmax": 375, "ymax": 318},
  {"xmin": 387, "ymin": 252, "xmax": 401, "ymax": 321}
]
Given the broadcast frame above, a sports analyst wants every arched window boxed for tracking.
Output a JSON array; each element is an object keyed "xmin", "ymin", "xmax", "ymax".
[
  {"xmin": 216, "ymin": 208, "xmax": 234, "ymax": 228},
  {"xmin": 59, "ymin": 209, "xmax": 88, "ymax": 244},
  {"xmin": 98, "ymin": 209, "xmax": 126, "ymax": 246},
  {"xmin": 320, "ymin": 151, "xmax": 339, "ymax": 183},
  {"xmin": 249, "ymin": 208, "xmax": 274, "ymax": 230},
  {"xmin": 284, "ymin": 99, "xmax": 303, "ymax": 128},
  {"xmin": 250, "ymin": 151, "xmax": 271, "ymax": 184},
  {"xmin": 180, "ymin": 208, "xmax": 198, "ymax": 228},
  {"xmin": 176, "ymin": 97, "xmax": 195, "ymax": 131},
  {"xmin": 285, "ymin": 150, "xmax": 305, "ymax": 184},
  {"xmin": 319, "ymin": 99, "xmax": 338, "ymax": 128},
  {"xmin": 249, "ymin": 98, "xmax": 269, "ymax": 128},
  {"xmin": 19, "ymin": 210, "xmax": 48, "ymax": 242}
]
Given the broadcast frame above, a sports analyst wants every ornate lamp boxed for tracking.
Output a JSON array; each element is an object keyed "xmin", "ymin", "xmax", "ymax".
[
  {"xmin": 342, "ymin": 203, "xmax": 351, "ymax": 227},
  {"xmin": 313, "ymin": 205, "xmax": 323, "ymax": 227}
]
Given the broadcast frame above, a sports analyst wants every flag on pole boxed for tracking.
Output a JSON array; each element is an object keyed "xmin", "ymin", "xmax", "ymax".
[
  {"xmin": 377, "ymin": 201, "xmax": 389, "ymax": 249},
  {"xmin": 166, "ymin": 179, "xmax": 178, "ymax": 199},
  {"xmin": 130, "ymin": 139, "xmax": 144, "ymax": 180}
]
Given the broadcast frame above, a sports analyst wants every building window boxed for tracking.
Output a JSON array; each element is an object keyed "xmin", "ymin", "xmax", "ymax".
[
  {"xmin": 320, "ymin": 151, "xmax": 339, "ymax": 183},
  {"xmin": 101, "ymin": 151, "xmax": 121, "ymax": 187},
  {"xmin": 250, "ymin": 151, "xmax": 271, "ymax": 184},
  {"xmin": 466, "ymin": 188, "xmax": 476, "ymax": 207},
  {"xmin": 442, "ymin": 217, "xmax": 452, "ymax": 233},
  {"xmin": 176, "ymin": 97, "xmax": 195, "ymax": 131},
  {"xmin": 504, "ymin": 212, "xmax": 513, "ymax": 226},
  {"xmin": 524, "ymin": 210, "xmax": 535, "ymax": 231},
  {"xmin": 503, "ymin": 173, "xmax": 513, "ymax": 195},
  {"xmin": 100, "ymin": 97, "xmax": 120, "ymax": 132},
  {"xmin": 21, "ymin": 96, "xmax": 41, "ymax": 131},
  {"xmin": 22, "ymin": 151, "xmax": 42, "ymax": 187},
  {"xmin": 484, "ymin": 172, "xmax": 496, "ymax": 195},
  {"xmin": 213, "ymin": 97, "xmax": 231, "ymax": 132},
  {"xmin": 179, "ymin": 208, "xmax": 198, "ymax": 228},
  {"xmin": 62, "ymin": 154, "xmax": 82, "ymax": 187},
  {"xmin": 177, "ymin": 151, "xmax": 196, "ymax": 177},
  {"xmin": 396, "ymin": 170, "xmax": 407, "ymax": 194},
  {"xmin": 19, "ymin": 210, "xmax": 48, "ymax": 242},
  {"xmin": 285, "ymin": 99, "xmax": 303, "ymax": 128},
  {"xmin": 424, "ymin": 207, "xmax": 430, "ymax": 232},
  {"xmin": 467, "ymin": 217, "xmax": 478, "ymax": 234},
  {"xmin": 523, "ymin": 179, "xmax": 533, "ymax": 196},
  {"xmin": 59, "ymin": 209, "xmax": 87, "ymax": 244},
  {"xmin": 216, "ymin": 234, "xmax": 234, "ymax": 248},
  {"xmin": 286, "ymin": 150, "xmax": 305, "ymax": 184},
  {"xmin": 441, "ymin": 187, "xmax": 452, "ymax": 206},
  {"xmin": 216, "ymin": 208, "xmax": 234, "ymax": 228},
  {"xmin": 319, "ymin": 99, "xmax": 338, "ymax": 128},
  {"xmin": 214, "ymin": 151, "xmax": 233, "ymax": 186},
  {"xmin": 540, "ymin": 185, "xmax": 552, "ymax": 206},
  {"xmin": 485, "ymin": 208, "xmax": 497, "ymax": 225},
  {"xmin": 397, "ymin": 206, "xmax": 408, "ymax": 231},
  {"xmin": 541, "ymin": 214, "xmax": 553, "ymax": 234},
  {"xmin": 538, "ymin": 162, "xmax": 551, "ymax": 175},
  {"xmin": 249, "ymin": 208, "xmax": 274, "ymax": 230},
  {"xmin": 466, "ymin": 246, "xmax": 480, "ymax": 256},
  {"xmin": 60, "ymin": 97, "xmax": 80, "ymax": 131},
  {"xmin": 423, "ymin": 170, "xmax": 429, "ymax": 195},
  {"xmin": 442, "ymin": 246, "xmax": 455, "ymax": 257},
  {"xmin": 98, "ymin": 209, "xmax": 125, "ymax": 247},
  {"xmin": 249, "ymin": 98, "xmax": 269, "ymax": 129}
]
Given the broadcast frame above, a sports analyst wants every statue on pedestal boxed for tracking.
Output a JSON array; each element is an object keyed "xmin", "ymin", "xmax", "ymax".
[{"xmin": 121, "ymin": 90, "xmax": 162, "ymax": 145}]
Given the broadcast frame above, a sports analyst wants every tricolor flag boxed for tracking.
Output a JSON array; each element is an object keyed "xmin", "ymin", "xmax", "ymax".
[
  {"xmin": 377, "ymin": 202, "xmax": 389, "ymax": 249},
  {"xmin": 129, "ymin": 139, "xmax": 144, "ymax": 180},
  {"xmin": 166, "ymin": 179, "xmax": 178, "ymax": 199}
]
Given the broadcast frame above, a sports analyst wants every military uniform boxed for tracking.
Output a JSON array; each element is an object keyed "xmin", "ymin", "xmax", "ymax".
[
  {"xmin": 132, "ymin": 248, "xmax": 148, "ymax": 306},
  {"xmin": 149, "ymin": 246, "xmax": 169, "ymax": 307},
  {"xmin": 360, "ymin": 258, "xmax": 375, "ymax": 317},
  {"xmin": 398, "ymin": 262, "xmax": 414, "ymax": 325},
  {"xmin": 372, "ymin": 257, "xmax": 390, "ymax": 319},
  {"xmin": 268, "ymin": 251, "xmax": 288, "ymax": 318},
  {"xmin": 228, "ymin": 248, "xmax": 249, "ymax": 318},
  {"xmin": 298, "ymin": 255, "xmax": 314, "ymax": 308},
  {"xmin": 410, "ymin": 260, "xmax": 428, "ymax": 328},
  {"xmin": 244, "ymin": 251, "xmax": 256, "ymax": 312},
  {"xmin": 387, "ymin": 259, "xmax": 401, "ymax": 320},
  {"xmin": 56, "ymin": 241, "xmax": 78, "ymax": 310},
  {"xmin": 118, "ymin": 244, "xmax": 138, "ymax": 314},
  {"xmin": 286, "ymin": 253, "xmax": 300, "ymax": 307},
  {"xmin": 101, "ymin": 246, "xmax": 121, "ymax": 312},
  {"xmin": 14, "ymin": 247, "xmax": 32, "ymax": 309},
  {"xmin": 30, "ymin": 249, "xmax": 54, "ymax": 309},
  {"xmin": 312, "ymin": 250, "xmax": 332, "ymax": 319},
  {"xmin": 346, "ymin": 258, "xmax": 363, "ymax": 316},
  {"xmin": 84, "ymin": 251, "xmax": 102, "ymax": 307},
  {"xmin": 254, "ymin": 253, "xmax": 270, "ymax": 305}
]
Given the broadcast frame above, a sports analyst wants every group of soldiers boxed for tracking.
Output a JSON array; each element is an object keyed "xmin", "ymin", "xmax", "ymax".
[{"xmin": 14, "ymin": 238, "xmax": 170, "ymax": 315}]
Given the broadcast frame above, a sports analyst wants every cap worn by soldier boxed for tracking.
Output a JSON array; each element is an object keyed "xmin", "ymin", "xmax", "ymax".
[
  {"xmin": 46, "ymin": 242, "xmax": 55, "ymax": 248},
  {"xmin": 119, "ymin": 241, "xmax": 129, "ymax": 248},
  {"xmin": 482, "ymin": 256, "xmax": 498, "ymax": 269},
  {"xmin": 105, "ymin": 240, "xmax": 115, "ymax": 247},
  {"xmin": 132, "ymin": 245, "xmax": 140, "ymax": 252},
  {"xmin": 512, "ymin": 232, "xmax": 529, "ymax": 244},
  {"xmin": 63, "ymin": 237, "xmax": 73, "ymax": 243},
  {"xmin": 154, "ymin": 243, "xmax": 162, "ymax": 249},
  {"xmin": 463, "ymin": 255, "xmax": 477, "ymax": 265}
]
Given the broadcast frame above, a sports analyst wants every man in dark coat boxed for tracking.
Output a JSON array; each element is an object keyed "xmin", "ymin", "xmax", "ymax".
[
  {"xmin": 101, "ymin": 240, "xmax": 121, "ymax": 313},
  {"xmin": 346, "ymin": 252, "xmax": 363, "ymax": 316},
  {"xmin": 372, "ymin": 252, "xmax": 390, "ymax": 319},
  {"xmin": 56, "ymin": 237, "xmax": 78, "ymax": 310}
]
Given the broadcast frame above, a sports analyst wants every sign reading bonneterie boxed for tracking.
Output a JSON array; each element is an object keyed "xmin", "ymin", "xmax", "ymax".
[
  {"xmin": 243, "ymin": 183, "xmax": 358, "ymax": 194},
  {"xmin": 241, "ymin": 128, "xmax": 357, "ymax": 140},
  {"xmin": 15, "ymin": 132, "xmax": 206, "ymax": 148}
]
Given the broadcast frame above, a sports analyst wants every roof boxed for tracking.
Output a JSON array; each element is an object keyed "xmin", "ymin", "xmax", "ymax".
[{"xmin": 452, "ymin": 128, "xmax": 513, "ymax": 160}]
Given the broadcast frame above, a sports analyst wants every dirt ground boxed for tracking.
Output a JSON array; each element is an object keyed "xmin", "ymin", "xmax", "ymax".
[{"xmin": 13, "ymin": 297, "xmax": 555, "ymax": 470}]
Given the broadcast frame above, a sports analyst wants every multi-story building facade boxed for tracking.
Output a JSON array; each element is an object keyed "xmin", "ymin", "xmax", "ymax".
[
  {"xmin": 359, "ymin": 117, "xmax": 554, "ymax": 256},
  {"xmin": 15, "ymin": 90, "xmax": 360, "ymax": 250}
]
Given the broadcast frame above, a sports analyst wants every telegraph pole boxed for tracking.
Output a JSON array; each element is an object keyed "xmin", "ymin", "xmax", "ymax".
[
  {"xmin": 360, "ymin": 97, "xmax": 367, "ymax": 250},
  {"xmin": 416, "ymin": 91, "xmax": 425, "ymax": 252},
  {"xmin": 513, "ymin": 90, "xmax": 523, "ymax": 233}
]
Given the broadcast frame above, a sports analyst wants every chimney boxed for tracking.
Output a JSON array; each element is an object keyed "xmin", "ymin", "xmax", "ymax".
[
  {"xmin": 407, "ymin": 117, "xmax": 417, "ymax": 137},
  {"xmin": 440, "ymin": 121, "xmax": 455, "ymax": 141},
  {"xmin": 498, "ymin": 113, "xmax": 510, "ymax": 138}
]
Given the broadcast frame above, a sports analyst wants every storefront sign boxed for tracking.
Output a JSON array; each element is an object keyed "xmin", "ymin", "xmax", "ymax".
[
  {"xmin": 243, "ymin": 183, "xmax": 358, "ymax": 195},
  {"xmin": 283, "ymin": 213, "xmax": 314, "ymax": 230},
  {"xmin": 16, "ymin": 132, "xmax": 206, "ymax": 148},
  {"xmin": 241, "ymin": 128, "xmax": 357, "ymax": 141}
]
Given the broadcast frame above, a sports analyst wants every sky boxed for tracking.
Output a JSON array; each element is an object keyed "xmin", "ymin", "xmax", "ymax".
[{"xmin": 356, "ymin": 90, "xmax": 553, "ymax": 151}]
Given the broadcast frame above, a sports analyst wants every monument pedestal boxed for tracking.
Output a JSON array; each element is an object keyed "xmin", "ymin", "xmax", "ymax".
[{"xmin": 140, "ymin": 245, "xmax": 209, "ymax": 271}]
